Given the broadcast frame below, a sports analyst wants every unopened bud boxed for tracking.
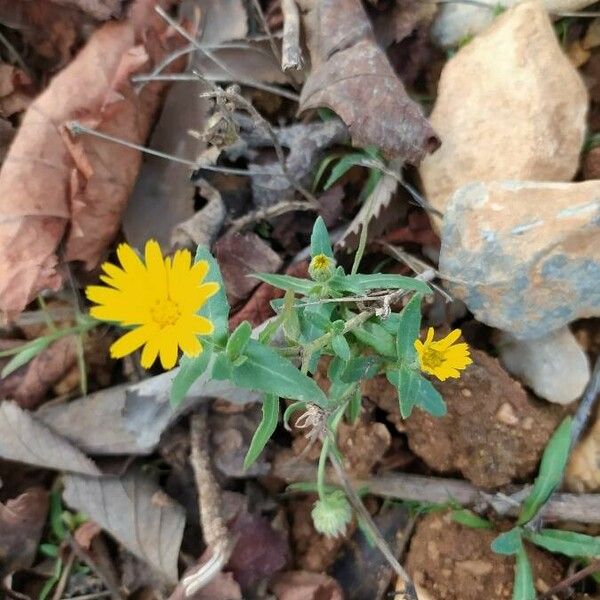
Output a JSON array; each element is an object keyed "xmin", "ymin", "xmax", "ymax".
[
  {"xmin": 311, "ymin": 491, "xmax": 352, "ymax": 537},
  {"xmin": 308, "ymin": 253, "xmax": 335, "ymax": 282}
]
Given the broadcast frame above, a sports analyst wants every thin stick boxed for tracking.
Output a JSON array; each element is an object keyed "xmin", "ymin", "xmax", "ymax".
[
  {"xmin": 183, "ymin": 409, "xmax": 232, "ymax": 596},
  {"xmin": 198, "ymin": 83, "xmax": 319, "ymax": 206},
  {"xmin": 66, "ymin": 121, "xmax": 275, "ymax": 176},
  {"xmin": 571, "ymin": 355, "xmax": 600, "ymax": 448},
  {"xmin": 130, "ymin": 73, "xmax": 300, "ymax": 101},
  {"xmin": 328, "ymin": 454, "xmax": 418, "ymax": 600},
  {"xmin": 281, "ymin": 0, "xmax": 303, "ymax": 71},
  {"xmin": 537, "ymin": 558, "xmax": 600, "ymax": 599},
  {"xmin": 250, "ymin": 0, "xmax": 282, "ymax": 64},
  {"xmin": 229, "ymin": 199, "xmax": 317, "ymax": 232},
  {"xmin": 52, "ymin": 550, "xmax": 75, "ymax": 600}
]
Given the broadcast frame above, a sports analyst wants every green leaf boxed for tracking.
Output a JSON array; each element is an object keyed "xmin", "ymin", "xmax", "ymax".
[
  {"xmin": 49, "ymin": 490, "xmax": 66, "ymax": 540},
  {"xmin": 524, "ymin": 528, "xmax": 600, "ymax": 557},
  {"xmin": 396, "ymin": 294, "xmax": 423, "ymax": 362},
  {"xmin": 323, "ymin": 153, "xmax": 372, "ymax": 190},
  {"xmin": 194, "ymin": 246, "xmax": 229, "ymax": 343},
  {"xmin": 226, "ymin": 320, "xmax": 252, "ymax": 361},
  {"xmin": 351, "ymin": 320, "xmax": 397, "ymax": 358},
  {"xmin": 518, "ymin": 416, "xmax": 573, "ymax": 525},
  {"xmin": 347, "ymin": 388, "xmax": 362, "ymax": 423},
  {"xmin": 514, "ymin": 547, "xmax": 535, "ymax": 600},
  {"xmin": 388, "ymin": 366, "xmax": 446, "ymax": 418},
  {"xmin": 283, "ymin": 401, "xmax": 307, "ymax": 428},
  {"xmin": 170, "ymin": 348, "xmax": 212, "ymax": 407},
  {"xmin": 1, "ymin": 337, "xmax": 52, "ymax": 378},
  {"xmin": 39, "ymin": 559, "xmax": 62, "ymax": 600},
  {"xmin": 244, "ymin": 394, "xmax": 279, "ymax": 469},
  {"xmin": 254, "ymin": 273, "xmax": 316, "ymax": 295},
  {"xmin": 451, "ymin": 509, "xmax": 492, "ymax": 530},
  {"xmin": 339, "ymin": 356, "xmax": 381, "ymax": 383},
  {"xmin": 341, "ymin": 274, "xmax": 431, "ymax": 294},
  {"xmin": 491, "ymin": 528, "xmax": 523, "ymax": 556},
  {"xmin": 310, "ymin": 216, "xmax": 333, "ymax": 258},
  {"xmin": 39, "ymin": 543, "xmax": 59, "ymax": 558},
  {"xmin": 211, "ymin": 352, "xmax": 232, "ymax": 380},
  {"xmin": 231, "ymin": 339, "xmax": 328, "ymax": 406},
  {"xmin": 313, "ymin": 153, "xmax": 343, "ymax": 191},
  {"xmin": 331, "ymin": 334, "xmax": 351, "ymax": 360}
]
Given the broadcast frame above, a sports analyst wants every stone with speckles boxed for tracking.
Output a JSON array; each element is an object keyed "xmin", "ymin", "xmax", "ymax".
[
  {"xmin": 420, "ymin": 1, "xmax": 588, "ymax": 224},
  {"xmin": 440, "ymin": 180, "xmax": 600, "ymax": 339}
]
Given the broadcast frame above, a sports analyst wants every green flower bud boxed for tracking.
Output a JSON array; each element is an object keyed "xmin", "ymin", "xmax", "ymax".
[
  {"xmin": 309, "ymin": 253, "xmax": 335, "ymax": 282},
  {"xmin": 311, "ymin": 491, "xmax": 352, "ymax": 537}
]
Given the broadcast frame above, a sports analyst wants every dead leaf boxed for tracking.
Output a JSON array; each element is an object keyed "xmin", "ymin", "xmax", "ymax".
[
  {"xmin": 0, "ymin": 487, "xmax": 48, "ymax": 578},
  {"xmin": 227, "ymin": 511, "xmax": 289, "ymax": 590},
  {"xmin": 299, "ymin": 0, "xmax": 439, "ymax": 162},
  {"xmin": 168, "ymin": 549, "xmax": 242, "ymax": 600},
  {"xmin": 214, "ymin": 231, "xmax": 283, "ymax": 306},
  {"xmin": 0, "ymin": 0, "xmax": 180, "ymax": 317},
  {"xmin": 0, "ymin": 335, "xmax": 79, "ymax": 410},
  {"xmin": 0, "ymin": 64, "xmax": 35, "ymax": 118},
  {"xmin": 63, "ymin": 469, "xmax": 185, "ymax": 583},
  {"xmin": 52, "ymin": 0, "xmax": 124, "ymax": 20},
  {"xmin": 74, "ymin": 520, "xmax": 102, "ymax": 549},
  {"xmin": 37, "ymin": 362, "xmax": 261, "ymax": 456},
  {"xmin": 270, "ymin": 571, "xmax": 343, "ymax": 600},
  {"xmin": 371, "ymin": 0, "xmax": 437, "ymax": 47},
  {"xmin": 0, "ymin": 401, "xmax": 101, "ymax": 474},
  {"xmin": 229, "ymin": 260, "xmax": 309, "ymax": 329}
]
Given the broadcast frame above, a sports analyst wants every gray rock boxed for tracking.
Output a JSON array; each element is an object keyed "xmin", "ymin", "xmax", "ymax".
[
  {"xmin": 432, "ymin": 0, "xmax": 597, "ymax": 48},
  {"xmin": 439, "ymin": 180, "xmax": 600, "ymax": 339},
  {"xmin": 495, "ymin": 327, "xmax": 590, "ymax": 404},
  {"xmin": 420, "ymin": 1, "xmax": 588, "ymax": 222}
]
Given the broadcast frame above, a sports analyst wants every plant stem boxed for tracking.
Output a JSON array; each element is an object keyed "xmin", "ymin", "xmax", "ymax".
[{"xmin": 317, "ymin": 437, "xmax": 331, "ymax": 500}]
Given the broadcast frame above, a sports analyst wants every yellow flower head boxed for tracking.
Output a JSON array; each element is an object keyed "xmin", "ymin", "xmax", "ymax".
[
  {"xmin": 86, "ymin": 240, "xmax": 219, "ymax": 370},
  {"xmin": 415, "ymin": 328, "xmax": 472, "ymax": 382},
  {"xmin": 309, "ymin": 253, "xmax": 335, "ymax": 282}
]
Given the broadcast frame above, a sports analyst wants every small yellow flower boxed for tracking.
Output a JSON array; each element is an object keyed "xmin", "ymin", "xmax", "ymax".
[
  {"xmin": 86, "ymin": 240, "xmax": 219, "ymax": 370},
  {"xmin": 415, "ymin": 328, "xmax": 472, "ymax": 381},
  {"xmin": 309, "ymin": 253, "xmax": 335, "ymax": 282}
]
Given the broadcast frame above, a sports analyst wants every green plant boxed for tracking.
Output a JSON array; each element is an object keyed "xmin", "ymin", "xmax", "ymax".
[
  {"xmin": 38, "ymin": 490, "xmax": 89, "ymax": 600},
  {"xmin": 168, "ymin": 217, "xmax": 471, "ymax": 539}
]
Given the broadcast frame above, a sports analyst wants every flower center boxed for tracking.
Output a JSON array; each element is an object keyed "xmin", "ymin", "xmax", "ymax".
[
  {"xmin": 151, "ymin": 298, "xmax": 180, "ymax": 328},
  {"xmin": 312, "ymin": 254, "xmax": 331, "ymax": 270},
  {"xmin": 421, "ymin": 347, "xmax": 445, "ymax": 370}
]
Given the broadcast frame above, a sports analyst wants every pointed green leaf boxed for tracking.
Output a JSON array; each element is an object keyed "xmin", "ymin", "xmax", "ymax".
[
  {"xmin": 389, "ymin": 366, "xmax": 446, "ymax": 418},
  {"xmin": 514, "ymin": 547, "xmax": 535, "ymax": 600},
  {"xmin": 170, "ymin": 348, "xmax": 212, "ymax": 407},
  {"xmin": 347, "ymin": 388, "xmax": 362, "ymax": 423},
  {"xmin": 244, "ymin": 394, "xmax": 279, "ymax": 469},
  {"xmin": 254, "ymin": 273, "xmax": 316, "ymax": 295},
  {"xmin": 396, "ymin": 294, "xmax": 423, "ymax": 362},
  {"xmin": 310, "ymin": 216, "xmax": 333, "ymax": 258},
  {"xmin": 524, "ymin": 528, "xmax": 600, "ymax": 557},
  {"xmin": 518, "ymin": 416, "xmax": 572, "ymax": 525},
  {"xmin": 323, "ymin": 153, "xmax": 372, "ymax": 190},
  {"xmin": 492, "ymin": 528, "xmax": 523, "ymax": 556},
  {"xmin": 226, "ymin": 321, "xmax": 252, "ymax": 361},
  {"xmin": 341, "ymin": 274, "xmax": 431, "ymax": 294},
  {"xmin": 451, "ymin": 509, "xmax": 493, "ymax": 530},
  {"xmin": 351, "ymin": 320, "xmax": 396, "ymax": 358},
  {"xmin": 1, "ymin": 336, "xmax": 52, "ymax": 378},
  {"xmin": 331, "ymin": 334, "xmax": 351, "ymax": 360},
  {"xmin": 313, "ymin": 153, "xmax": 343, "ymax": 191},
  {"xmin": 231, "ymin": 339, "xmax": 328, "ymax": 406},
  {"xmin": 211, "ymin": 352, "xmax": 232, "ymax": 380},
  {"xmin": 194, "ymin": 246, "xmax": 229, "ymax": 342}
]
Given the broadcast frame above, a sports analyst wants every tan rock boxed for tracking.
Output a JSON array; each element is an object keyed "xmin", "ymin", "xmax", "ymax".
[{"xmin": 420, "ymin": 1, "xmax": 588, "ymax": 219}]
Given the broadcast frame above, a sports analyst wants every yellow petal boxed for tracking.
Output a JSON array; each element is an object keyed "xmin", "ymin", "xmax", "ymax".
[
  {"xmin": 110, "ymin": 324, "xmax": 156, "ymax": 359},
  {"xmin": 141, "ymin": 335, "xmax": 161, "ymax": 369},
  {"xmin": 117, "ymin": 243, "xmax": 146, "ymax": 277},
  {"xmin": 178, "ymin": 331, "xmax": 203, "ymax": 357},
  {"xmin": 436, "ymin": 329, "xmax": 462, "ymax": 351},
  {"xmin": 425, "ymin": 327, "xmax": 435, "ymax": 345},
  {"xmin": 144, "ymin": 240, "xmax": 168, "ymax": 298},
  {"xmin": 158, "ymin": 330, "xmax": 179, "ymax": 369},
  {"xmin": 186, "ymin": 315, "xmax": 215, "ymax": 335},
  {"xmin": 190, "ymin": 259, "xmax": 209, "ymax": 282}
]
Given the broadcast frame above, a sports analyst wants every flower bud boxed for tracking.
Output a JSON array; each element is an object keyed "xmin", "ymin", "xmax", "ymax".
[
  {"xmin": 311, "ymin": 491, "xmax": 352, "ymax": 537},
  {"xmin": 309, "ymin": 253, "xmax": 335, "ymax": 282}
]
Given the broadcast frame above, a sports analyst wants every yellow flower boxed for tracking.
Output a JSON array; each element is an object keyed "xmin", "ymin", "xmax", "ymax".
[
  {"xmin": 309, "ymin": 253, "xmax": 335, "ymax": 282},
  {"xmin": 414, "ymin": 328, "xmax": 472, "ymax": 381},
  {"xmin": 86, "ymin": 240, "xmax": 219, "ymax": 370}
]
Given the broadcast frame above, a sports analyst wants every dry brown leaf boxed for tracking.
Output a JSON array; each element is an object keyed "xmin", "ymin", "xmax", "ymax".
[
  {"xmin": 299, "ymin": 0, "xmax": 439, "ymax": 163},
  {"xmin": 214, "ymin": 231, "xmax": 283, "ymax": 306},
  {"xmin": 0, "ymin": 401, "xmax": 101, "ymax": 475},
  {"xmin": 271, "ymin": 571, "xmax": 343, "ymax": 600},
  {"xmin": 63, "ymin": 469, "xmax": 185, "ymax": 583},
  {"xmin": 0, "ymin": 64, "xmax": 35, "ymax": 118},
  {"xmin": 0, "ymin": 487, "xmax": 48, "ymax": 578},
  {"xmin": 52, "ymin": 0, "xmax": 124, "ymax": 20},
  {"xmin": 0, "ymin": 0, "xmax": 179, "ymax": 318}
]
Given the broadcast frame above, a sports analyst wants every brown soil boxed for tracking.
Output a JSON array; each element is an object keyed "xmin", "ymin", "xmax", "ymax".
[
  {"xmin": 406, "ymin": 512, "xmax": 564, "ymax": 600},
  {"xmin": 364, "ymin": 349, "xmax": 565, "ymax": 488}
]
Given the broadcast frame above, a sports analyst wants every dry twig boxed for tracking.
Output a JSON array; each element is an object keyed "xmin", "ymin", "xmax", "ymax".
[{"xmin": 281, "ymin": 0, "xmax": 304, "ymax": 71}]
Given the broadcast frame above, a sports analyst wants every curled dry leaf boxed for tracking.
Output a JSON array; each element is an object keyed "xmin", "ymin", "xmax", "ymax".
[
  {"xmin": 299, "ymin": 0, "xmax": 440, "ymax": 163},
  {"xmin": 0, "ymin": 401, "xmax": 101, "ymax": 475},
  {"xmin": 53, "ymin": 0, "xmax": 124, "ymax": 20},
  {"xmin": 0, "ymin": 0, "xmax": 180, "ymax": 317},
  {"xmin": 0, "ymin": 487, "xmax": 49, "ymax": 578},
  {"xmin": 63, "ymin": 469, "xmax": 185, "ymax": 583}
]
